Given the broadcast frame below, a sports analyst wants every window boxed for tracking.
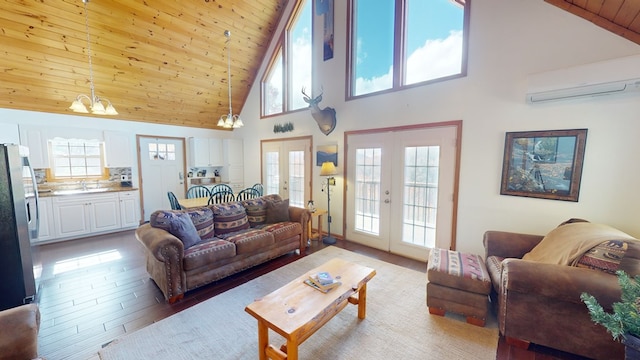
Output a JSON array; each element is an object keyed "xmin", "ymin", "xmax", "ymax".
[
  {"xmin": 50, "ymin": 138, "xmax": 105, "ymax": 178},
  {"xmin": 261, "ymin": 0, "xmax": 312, "ymax": 117},
  {"xmin": 147, "ymin": 142, "xmax": 176, "ymax": 161},
  {"xmin": 348, "ymin": 0, "xmax": 469, "ymax": 98}
]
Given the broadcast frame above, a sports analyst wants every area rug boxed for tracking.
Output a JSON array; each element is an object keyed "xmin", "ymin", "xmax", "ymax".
[{"xmin": 99, "ymin": 246, "xmax": 498, "ymax": 359}]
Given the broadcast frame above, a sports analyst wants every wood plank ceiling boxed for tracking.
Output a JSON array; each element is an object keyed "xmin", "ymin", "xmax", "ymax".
[
  {"xmin": 0, "ymin": 0, "xmax": 285, "ymax": 130},
  {"xmin": 1, "ymin": 1, "xmax": 638, "ymax": 130},
  {"xmin": 545, "ymin": 0, "xmax": 640, "ymax": 45}
]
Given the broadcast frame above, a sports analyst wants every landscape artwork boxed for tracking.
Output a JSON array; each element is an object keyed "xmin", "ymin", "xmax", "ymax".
[
  {"xmin": 500, "ymin": 129, "xmax": 588, "ymax": 202},
  {"xmin": 316, "ymin": 144, "xmax": 337, "ymax": 166}
]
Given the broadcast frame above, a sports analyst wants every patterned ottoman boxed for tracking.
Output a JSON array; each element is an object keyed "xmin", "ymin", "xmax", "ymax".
[{"xmin": 426, "ymin": 248, "xmax": 491, "ymax": 327}]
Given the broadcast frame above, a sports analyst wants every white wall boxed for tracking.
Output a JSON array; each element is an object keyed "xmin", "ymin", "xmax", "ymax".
[{"xmin": 235, "ymin": 0, "xmax": 640, "ymax": 256}]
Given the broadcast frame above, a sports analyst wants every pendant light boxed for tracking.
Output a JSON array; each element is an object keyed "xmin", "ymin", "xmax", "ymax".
[
  {"xmin": 217, "ymin": 30, "xmax": 243, "ymax": 129},
  {"xmin": 69, "ymin": 0, "xmax": 118, "ymax": 115}
]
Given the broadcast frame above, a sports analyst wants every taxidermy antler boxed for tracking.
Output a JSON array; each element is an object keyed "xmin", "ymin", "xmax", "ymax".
[{"xmin": 302, "ymin": 87, "xmax": 336, "ymax": 136}]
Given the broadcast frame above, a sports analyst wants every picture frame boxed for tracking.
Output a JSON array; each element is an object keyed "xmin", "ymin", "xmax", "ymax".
[
  {"xmin": 316, "ymin": 144, "xmax": 337, "ymax": 166},
  {"xmin": 500, "ymin": 129, "xmax": 588, "ymax": 202},
  {"xmin": 315, "ymin": 0, "xmax": 334, "ymax": 61}
]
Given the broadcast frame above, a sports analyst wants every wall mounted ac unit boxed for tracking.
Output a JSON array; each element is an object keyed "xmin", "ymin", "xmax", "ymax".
[{"xmin": 526, "ymin": 54, "xmax": 640, "ymax": 104}]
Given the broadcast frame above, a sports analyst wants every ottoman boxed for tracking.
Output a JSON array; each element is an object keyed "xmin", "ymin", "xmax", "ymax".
[{"xmin": 426, "ymin": 248, "xmax": 491, "ymax": 327}]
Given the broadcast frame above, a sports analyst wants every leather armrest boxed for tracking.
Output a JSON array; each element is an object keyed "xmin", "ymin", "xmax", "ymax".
[
  {"xmin": 483, "ymin": 231, "xmax": 544, "ymax": 259},
  {"xmin": 502, "ymin": 258, "xmax": 621, "ymax": 307},
  {"xmin": 135, "ymin": 223, "xmax": 185, "ymax": 262},
  {"xmin": 0, "ymin": 304, "xmax": 40, "ymax": 359}
]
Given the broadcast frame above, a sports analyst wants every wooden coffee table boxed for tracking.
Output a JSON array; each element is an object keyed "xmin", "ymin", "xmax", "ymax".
[{"xmin": 245, "ymin": 258, "xmax": 376, "ymax": 360}]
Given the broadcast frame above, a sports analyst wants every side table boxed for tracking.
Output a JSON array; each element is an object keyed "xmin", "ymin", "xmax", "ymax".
[{"xmin": 307, "ymin": 209, "xmax": 327, "ymax": 244}]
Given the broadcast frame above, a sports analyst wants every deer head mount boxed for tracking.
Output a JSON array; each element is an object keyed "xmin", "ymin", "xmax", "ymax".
[{"xmin": 302, "ymin": 87, "xmax": 336, "ymax": 136}]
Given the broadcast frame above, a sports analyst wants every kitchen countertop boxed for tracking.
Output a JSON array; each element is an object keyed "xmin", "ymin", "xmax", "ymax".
[{"xmin": 38, "ymin": 187, "xmax": 139, "ymax": 197}]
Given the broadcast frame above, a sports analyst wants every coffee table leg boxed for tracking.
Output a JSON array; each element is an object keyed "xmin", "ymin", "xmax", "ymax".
[
  {"xmin": 257, "ymin": 320, "xmax": 269, "ymax": 360},
  {"xmin": 358, "ymin": 283, "xmax": 368, "ymax": 319},
  {"xmin": 286, "ymin": 338, "xmax": 299, "ymax": 360}
]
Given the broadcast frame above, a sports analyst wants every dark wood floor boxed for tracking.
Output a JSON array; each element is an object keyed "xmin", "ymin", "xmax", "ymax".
[{"xmin": 33, "ymin": 230, "xmax": 588, "ymax": 360}]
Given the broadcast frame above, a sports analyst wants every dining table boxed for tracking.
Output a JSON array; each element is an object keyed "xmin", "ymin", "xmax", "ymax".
[{"xmin": 178, "ymin": 196, "xmax": 209, "ymax": 209}]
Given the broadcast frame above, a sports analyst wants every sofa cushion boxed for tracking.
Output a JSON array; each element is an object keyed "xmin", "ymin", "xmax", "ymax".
[
  {"xmin": 220, "ymin": 228, "xmax": 274, "ymax": 255},
  {"xmin": 168, "ymin": 212, "xmax": 201, "ymax": 249},
  {"xmin": 241, "ymin": 197, "xmax": 268, "ymax": 227},
  {"xmin": 576, "ymin": 240, "xmax": 628, "ymax": 274},
  {"xmin": 485, "ymin": 255, "xmax": 505, "ymax": 292},
  {"xmin": 522, "ymin": 222, "xmax": 636, "ymax": 266},
  {"xmin": 183, "ymin": 238, "xmax": 236, "ymax": 271},
  {"xmin": 211, "ymin": 203, "xmax": 250, "ymax": 235},
  {"xmin": 266, "ymin": 199, "xmax": 290, "ymax": 224},
  {"xmin": 149, "ymin": 208, "xmax": 215, "ymax": 240},
  {"xmin": 261, "ymin": 221, "xmax": 302, "ymax": 242}
]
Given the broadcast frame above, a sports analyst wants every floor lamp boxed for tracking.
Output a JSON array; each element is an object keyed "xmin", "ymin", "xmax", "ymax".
[{"xmin": 320, "ymin": 161, "xmax": 338, "ymax": 245}]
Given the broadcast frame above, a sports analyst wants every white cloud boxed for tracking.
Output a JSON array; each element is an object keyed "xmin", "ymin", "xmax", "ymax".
[{"xmin": 355, "ymin": 30, "xmax": 463, "ymax": 95}]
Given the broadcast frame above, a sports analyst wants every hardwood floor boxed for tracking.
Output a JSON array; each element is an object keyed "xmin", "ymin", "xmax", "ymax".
[{"xmin": 33, "ymin": 230, "xmax": 587, "ymax": 360}]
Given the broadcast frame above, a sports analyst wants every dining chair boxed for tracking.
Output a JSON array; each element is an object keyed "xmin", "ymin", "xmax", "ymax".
[
  {"xmin": 252, "ymin": 183, "xmax": 264, "ymax": 196},
  {"xmin": 211, "ymin": 184, "xmax": 233, "ymax": 194},
  {"xmin": 167, "ymin": 191, "xmax": 182, "ymax": 210},
  {"xmin": 208, "ymin": 190, "xmax": 236, "ymax": 205},
  {"xmin": 236, "ymin": 187, "xmax": 261, "ymax": 201},
  {"xmin": 186, "ymin": 185, "xmax": 211, "ymax": 199}
]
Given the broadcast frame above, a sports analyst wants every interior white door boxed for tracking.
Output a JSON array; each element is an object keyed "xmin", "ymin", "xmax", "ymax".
[
  {"xmin": 346, "ymin": 125, "xmax": 458, "ymax": 261},
  {"xmin": 138, "ymin": 136, "xmax": 185, "ymax": 221},
  {"xmin": 261, "ymin": 138, "xmax": 311, "ymax": 208}
]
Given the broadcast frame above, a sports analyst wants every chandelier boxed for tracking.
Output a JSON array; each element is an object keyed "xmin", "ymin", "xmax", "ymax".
[
  {"xmin": 69, "ymin": 0, "xmax": 118, "ymax": 115},
  {"xmin": 217, "ymin": 30, "xmax": 244, "ymax": 128}
]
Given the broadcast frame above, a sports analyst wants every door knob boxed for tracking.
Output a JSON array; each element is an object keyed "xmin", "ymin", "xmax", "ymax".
[{"xmin": 384, "ymin": 199, "xmax": 390, "ymax": 203}]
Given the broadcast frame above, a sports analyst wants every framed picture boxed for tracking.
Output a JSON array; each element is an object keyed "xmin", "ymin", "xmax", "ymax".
[
  {"xmin": 315, "ymin": 0, "xmax": 334, "ymax": 61},
  {"xmin": 316, "ymin": 144, "xmax": 337, "ymax": 166},
  {"xmin": 500, "ymin": 129, "xmax": 588, "ymax": 202}
]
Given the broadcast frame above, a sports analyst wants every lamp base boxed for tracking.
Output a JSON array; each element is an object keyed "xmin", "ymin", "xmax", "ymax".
[{"xmin": 322, "ymin": 236, "xmax": 337, "ymax": 245}]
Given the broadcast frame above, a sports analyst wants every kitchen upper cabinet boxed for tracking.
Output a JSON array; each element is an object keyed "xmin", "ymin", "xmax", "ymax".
[
  {"xmin": 19, "ymin": 126, "xmax": 49, "ymax": 168},
  {"xmin": 104, "ymin": 131, "xmax": 133, "ymax": 167},
  {"xmin": 189, "ymin": 137, "xmax": 223, "ymax": 167},
  {"xmin": 0, "ymin": 123, "xmax": 20, "ymax": 144},
  {"xmin": 118, "ymin": 191, "xmax": 140, "ymax": 228}
]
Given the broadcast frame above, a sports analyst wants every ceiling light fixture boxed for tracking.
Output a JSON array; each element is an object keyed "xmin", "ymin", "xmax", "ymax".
[
  {"xmin": 69, "ymin": 0, "xmax": 118, "ymax": 116},
  {"xmin": 218, "ymin": 30, "xmax": 243, "ymax": 129}
]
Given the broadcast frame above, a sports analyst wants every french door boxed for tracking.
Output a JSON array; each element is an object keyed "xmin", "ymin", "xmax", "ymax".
[
  {"xmin": 261, "ymin": 137, "xmax": 312, "ymax": 208},
  {"xmin": 138, "ymin": 136, "xmax": 186, "ymax": 221},
  {"xmin": 345, "ymin": 124, "xmax": 459, "ymax": 261}
]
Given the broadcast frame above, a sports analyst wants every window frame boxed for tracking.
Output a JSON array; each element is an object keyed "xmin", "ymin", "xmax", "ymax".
[
  {"xmin": 260, "ymin": 0, "xmax": 314, "ymax": 118},
  {"xmin": 48, "ymin": 138, "xmax": 108, "ymax": 181},
  {"xmin": 346, "ymin": 0, "xmax": 471, "ymax": 100}
]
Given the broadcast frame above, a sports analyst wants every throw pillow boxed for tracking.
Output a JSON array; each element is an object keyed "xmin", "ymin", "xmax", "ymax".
[
  {"xmin": 522, "ymin": 222, "xmax": 637, "ymax": 266},
  {"xmin": 242, "ymin": 197, "xmax": 269, "ymax": 227},
  {"xmin": 576, "ymin": 240, "xmax": 628, "ymax": 274},
  {"xmin": 212, "ymin": 203, "xmax": 250, "ymax": 235},
  {"xmin": 168, "ymin": 212, "xmax": 201, "ymax": 249},
  {"xmin": 266, "ymin": 199, "xmax": 290, "ymax": 224}
]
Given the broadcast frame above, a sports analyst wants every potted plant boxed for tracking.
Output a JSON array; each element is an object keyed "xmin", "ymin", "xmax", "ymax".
[{"xmin": 581, "ymin": 270, "xmax": 640, "ymax": 359}]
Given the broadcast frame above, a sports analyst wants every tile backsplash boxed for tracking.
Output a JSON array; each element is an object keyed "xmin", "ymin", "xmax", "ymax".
[{"xmin": 33, "ymin": 167, "xmax": 132, "ymax": 184}]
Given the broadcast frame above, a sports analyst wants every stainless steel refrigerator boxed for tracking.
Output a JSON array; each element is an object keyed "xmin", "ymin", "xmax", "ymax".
[{"xmin": 0, "ymin": 144, "xmax": 39, "ymax": 311}]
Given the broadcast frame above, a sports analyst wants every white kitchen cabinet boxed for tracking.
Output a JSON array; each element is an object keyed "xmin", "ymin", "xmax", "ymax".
[
  {"xmin": 18, "ymin": 126, "xmax": 49, "ymax": 168},
  {"xmin": 104, "ymin": 131, "xmax": 133, "ymax": 167},
  {"xmin": 119, "ymin": 190, "xmax": 140, "ymax": 228},
  {"xmin": 34, "ymin": 197, "xmax": 55, "ymax": 243},
  {"xmin": 53, "ymin": 193, "xmax": 120, "ymax": 239},
  {"xmin": 0, "ymin": 122, "xmax": 20, "ymax": 144},
  {"xmin": 223, "ymin": 139, "xmax": 244, "ymax": 191},
  {"xmin": 189, "ymin": 137, "xmax": 223, "ymax": 167}
]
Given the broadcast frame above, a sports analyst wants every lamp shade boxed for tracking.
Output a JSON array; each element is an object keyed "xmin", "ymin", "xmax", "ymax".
[{"xmin": 320, "ymin": 161, "xmax": 337, "ymax": 176}]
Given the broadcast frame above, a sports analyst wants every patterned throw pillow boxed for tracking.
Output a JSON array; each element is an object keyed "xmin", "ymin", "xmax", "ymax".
[
  {"xmin": 241, "ymin": 197, "xmax": 268, "ymax": 227},
  {"xmin": 576, "ymin": 240, "xmax": 628, "ymax": 274},
  {"xmin": 211, "ymin": 203, "xmax": 250, "ymax": 235},
  {"xmin": 150, "ymin": 208, "xmax": 215, "ymax": 240}
]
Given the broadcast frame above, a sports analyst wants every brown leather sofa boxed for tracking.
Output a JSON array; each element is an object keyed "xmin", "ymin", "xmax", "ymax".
[
  {"xmin": 0, "ymin": 303, "xmax": 41, "ymax": 360},
  {"xmin": 484, "ymin": 229, "xmax": 640, "ymax": 360}
]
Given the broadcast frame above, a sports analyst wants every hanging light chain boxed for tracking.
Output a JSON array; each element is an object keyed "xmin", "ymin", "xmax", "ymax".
[{"xmin": 83, "ymin": 0, "xmax": 96, "ymax": 103}]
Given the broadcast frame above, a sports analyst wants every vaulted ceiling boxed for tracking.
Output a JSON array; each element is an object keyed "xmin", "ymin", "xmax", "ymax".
[
  {"xmin": 1, "ymin": 0, "xmax": 286, "ymax": 130},
  {"xmin": 0, "ymin": 0, "xmax": 638, "ymax": 130}
]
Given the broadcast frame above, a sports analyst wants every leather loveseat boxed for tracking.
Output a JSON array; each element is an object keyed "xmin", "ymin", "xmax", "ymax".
[
  {"xmin": 483, "ymin": 221, "xmax": 640, "ymax": 360},
  {"xmin": 136, "ymin": 194, "xmax": 310, "ymax": 303}
]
